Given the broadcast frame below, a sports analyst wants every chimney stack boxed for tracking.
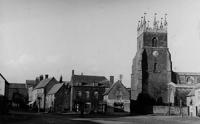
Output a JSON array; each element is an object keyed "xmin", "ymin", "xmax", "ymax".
[
  {"xmin": 119, "ymin": 74, "xmax": 123, "ymax": 81},
  {"xmin": 110, "ymin": 76, "xmax": 114, "ymax": 86},
  {"xmin": 45, "ymin": 74, "xmax": 48, "ymax": 79},
  {"xmin": 39, "ymin": 75, "xmax": 44, "ymax": 81},
  {"xmin": 35, "ymin": 77, "xmax": 40, "ymax": 86},
  {"xmin": 59, "ymin": 75, "xmax": 63, "ymax": 83},
  {"xmin": 72, "ymin": 70, "xmax": 74, "ymax": 76}
]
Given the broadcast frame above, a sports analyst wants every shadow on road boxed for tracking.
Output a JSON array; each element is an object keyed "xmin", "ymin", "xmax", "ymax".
[{"xmin": 0, "ymin": 112, "xmax": 118, "ymax": 124}]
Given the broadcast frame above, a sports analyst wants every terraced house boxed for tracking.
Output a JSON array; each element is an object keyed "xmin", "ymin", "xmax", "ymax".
[{"xmin": 32, "ymin": 75, "xmax": 59, "ymax": 111}]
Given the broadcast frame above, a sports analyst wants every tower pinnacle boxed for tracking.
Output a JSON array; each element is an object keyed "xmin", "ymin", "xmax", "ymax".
[{"xmin": 137, "ymin": 13, "xmax": 168, "ymax": 36}]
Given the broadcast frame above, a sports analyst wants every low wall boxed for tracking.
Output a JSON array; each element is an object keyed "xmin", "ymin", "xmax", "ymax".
[{"xmin": 153, "ymin": 106, "xmax": 188, "ymax": 116}]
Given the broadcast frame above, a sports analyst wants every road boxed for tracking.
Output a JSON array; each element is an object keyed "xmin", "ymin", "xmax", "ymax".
[{"xmin": 1, "ymin": 112, "xmax": 200, "ymax": 124}]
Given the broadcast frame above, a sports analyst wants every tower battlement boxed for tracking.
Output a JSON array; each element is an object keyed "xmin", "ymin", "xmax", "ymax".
[{"xmin": 137, "ymin": 13, "xmax": 168, "ymax": 36}]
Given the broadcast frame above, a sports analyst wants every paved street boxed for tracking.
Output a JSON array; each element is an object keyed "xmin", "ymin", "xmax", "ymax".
[{"xmin": 1, "ymin": 112, "xmax": 200, "ymax": 124}]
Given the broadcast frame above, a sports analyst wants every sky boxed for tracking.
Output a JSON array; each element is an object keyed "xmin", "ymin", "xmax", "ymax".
[{"xmin": 1, "ymin": 0, "xmax": 200, "ymax": 87}]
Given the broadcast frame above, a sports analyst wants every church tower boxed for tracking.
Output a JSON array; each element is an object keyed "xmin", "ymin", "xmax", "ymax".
[{"xmin": 131, "ymin": 13, "xmax": 172, "ymax": 106}]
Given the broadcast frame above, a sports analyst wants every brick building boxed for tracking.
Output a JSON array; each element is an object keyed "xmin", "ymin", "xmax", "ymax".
[{"xmin": 67, "ymin": 70, "xmax": 111, "ymax": 113}]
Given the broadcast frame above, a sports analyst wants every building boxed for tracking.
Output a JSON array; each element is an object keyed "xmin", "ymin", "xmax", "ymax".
[
  {"xmin": 8, "ymin": 83, "xmax": 28, "ymax": 109},
  {"xmin": 0, "ymin": 73, "xmax": 9, "ymax": 98},
  {"xmin": 104, "ymin": 80, "xmax": 130, "ymax": 113},
  {"xmin": 131, "ymin": 14, "xmax": 171, "ymax": 110},
  {"xmin": 32, "ymin": 75, "xmax": 59, "ymax": 111},
  {"xmin": 46, "ymin": 83, "xmax": 66, "ymax": 112},
  {"xmin": 67, "ymin": 70, "xmax": 111, "ymax": 113},
  {"xmin": 0, "ymin": 73, "xmax": 9, "ymax": 114},
  {"xmin": 26, "ymin": 79, "xmax": 37, "ymax": 105},
  {"xmin": 26, "ymin": 76, "xmax": 42, "ymax": 106},
  {"xmin": 131, "ymin": 14, "xmax": 200, "ymax": 115}
]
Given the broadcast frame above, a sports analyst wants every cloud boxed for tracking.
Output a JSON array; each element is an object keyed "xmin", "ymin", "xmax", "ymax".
[{"xmin": 7, "ymin": 54, "xmax": 35, "ymax": 67}]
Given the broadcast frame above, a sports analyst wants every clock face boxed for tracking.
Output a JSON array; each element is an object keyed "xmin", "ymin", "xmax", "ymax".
[{"xmin": 152, "ymin": 51, "xmax": 159, "ymax": 57}]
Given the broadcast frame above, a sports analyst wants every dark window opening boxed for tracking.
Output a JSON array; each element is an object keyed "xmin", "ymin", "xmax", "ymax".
[
  {"xmin": 153, "ymin": 62, "xmax": 158, "ymax": 72},
  {"xmin": 152, "ymin": 37, "xmax": 158, "ymax": 47}
]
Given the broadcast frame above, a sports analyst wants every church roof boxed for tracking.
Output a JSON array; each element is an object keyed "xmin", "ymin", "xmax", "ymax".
[{"xmin": 176, "ymin": 72, "xmax": 200, "ymax": 76}]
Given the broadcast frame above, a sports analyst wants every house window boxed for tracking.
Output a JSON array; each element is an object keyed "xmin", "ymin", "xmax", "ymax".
[
  {"xmin": 116, "ymin": 89, "xmax": 123, "ymax": 100},
  {"xmin": 94, "ymin": 91, "xmax": 98, "ymax": 99},
  {"xmin": 85, "ymin": 91, "xmax": 90, "ymax": 99},
  {"xmin": 152, "ymin": 37, "xmax": 158, "ymax": 47},
  {"xmin": 190, "ymin": 99, "xmax": 193, "ymax": 105},
  {"xmin": 76, "ymin": 91, "xmax": 82, "ymax": 98}
]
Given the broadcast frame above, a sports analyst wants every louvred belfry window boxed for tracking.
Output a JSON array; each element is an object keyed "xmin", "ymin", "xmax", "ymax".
[{"xmin": 152, "ymin": 37, "xmax": 158, "ymax": 47}]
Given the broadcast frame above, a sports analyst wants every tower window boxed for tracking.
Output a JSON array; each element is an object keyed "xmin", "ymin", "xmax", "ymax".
[
  {"xmin": 153, "ymin": 62, "xmax": 158, "ymax": 72},
  {"xmin": 152, "ymin": 37, "xmax": 158, "ymax": 47}
]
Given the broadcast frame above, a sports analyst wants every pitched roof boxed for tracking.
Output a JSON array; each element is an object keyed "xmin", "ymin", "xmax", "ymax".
[
  {"xmin": 26, "ymin": 80, "xmax": 36, "ymax": 86},
  {"xmin": 47, "ymin": 83, "xmax": 63, "ymax": 95},
  {"xmin": 72, "ymin": 75, "xmax": 108, "ymax": 85},
  {"xmin": 0, "ymin": 73, "xmax": 8, "ymax": 84},
  {"xmin": 104, "ymin": 80, "xmax": 127, "ymax": 95},
  {"xmin": 34, "ymin": 78, "xmax": 54, "ymax": 89},
  {"xmin": 9, "ymin": 83, "xmax": 26, "ymax": 89},
  {"xmin": 176, "ymin": 72, "xmax": 200, "ymax": 76}
]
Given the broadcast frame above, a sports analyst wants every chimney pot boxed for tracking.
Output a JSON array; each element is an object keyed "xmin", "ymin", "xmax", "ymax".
[
  {"xmin": 45, "ymin": 74, "xmax": 48, "ymax": 79},
  {"xmin": 110, "ymin": 76, "xmax": 114, "ymax": 86},
  {"xmin": 35, "ymin": 77, "xmax": 40, "ymax": 86},
  {"xmin": 39, "ymin": 75, "xmax": 44, "ymax": 81},
  {"xmin": 119, "ymin": 74, "xmax": 123, "ymax": 81}
]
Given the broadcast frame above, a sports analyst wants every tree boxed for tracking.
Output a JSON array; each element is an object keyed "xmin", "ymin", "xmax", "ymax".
[{"xmin": 12, "ymin": 92, "xmax": 24, "ymax": 109}]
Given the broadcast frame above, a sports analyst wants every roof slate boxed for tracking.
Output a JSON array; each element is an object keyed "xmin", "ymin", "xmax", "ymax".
[
  {"xmin": 73, "ymin": 75, "xmax": 108, "ymax": 85},
  {"xmin": 34, "ymin": 78, "xmax": 53, "ymax": 89},
  {"xmin": 26, "ymin": 80, "xmax": 36, "ymax": 86},
  {"xmin": 47, "ymin": 83, "xmax": 64, "ymax": 95},
  {"xmin": 104, "ymin": 80, "xmax": 127, "ymax": 95},
  {"xmin": 9, "ymin": 83, "xmax": 26, "ymax": 89},
  {"xmin": 176, "ymin": 72, "xmax": 200, "ymax": 76}
]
